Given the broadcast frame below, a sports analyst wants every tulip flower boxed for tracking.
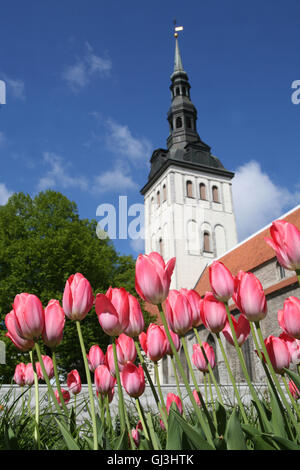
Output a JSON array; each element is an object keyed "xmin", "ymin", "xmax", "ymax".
[
  {"xmin": 261, "ymin": 335, "xmax": 290, "ymax": 375},
  {"xmin": 209, "ymin": 261, "xmax": 235, "ymax": 302},
  {"xmin": 12, "ymin": 293, "xmax": 44, "ymax": 341},
  {"xmin": 87, "ymin": 345, "xmax": 105, "ymax": 372},
  {"xmin": 13, "ymin": 363, "xmax": 26, "ymax": 386},
  {"xmin": 288, "ymin": 380, "xmax": 300, "ymax": 400},
  {"xmin": 124, "ymin": 294, "xmax": 145, "ymax": 338},
  {"xmin": 63, "ymin": 273, "xmax": 94, "ymax": 321},
  {"xmin": 161, "ymin": 326, "xmax": 180, "ymax": 356},
  {"xmin": 139, "ymin": 323, "xmax": 167, "ymax": 362},
  {"xmin": 165, "ymin": 290, "xmax": 193, "ymax": 336},
  {"xmin": 192, "ymin": 342, "xmax": 216, "ymax": 373},
  {"xmin": 179, "ymin": 288, "xmax": 202, "ymax": 327},
  {"xmin": 42, "ymin": 299, "xmax": 65, "ymax": 348},
  {"xmin": 279, "ymin": 332, "xmax": 300, "ymax": 365},
  {"xmin": 55, "ymin": 388, "xmax": 70, "ymax": 406},
  {"xmin": 121, "ymin": 362, "xmax": 145, "ymax": 398},
  {"xmin": 105, "ymin": 343, "xmax": 125, "ymax": 376},
  {"xmin": 265, "ymin": 220, "xmax": 300, "ymax": 271},
  {"xmin": 116, "ymin": 333, "xmax": 137, "ymax": 364},
  {"xmin": 24, "ymin": 363, "xmax": 35, "ymax": 386},
  {"xmin": 166, "ymin": 393, "xmax": 183, "ymax": 415},
  {"xmin": 200, "ymin": 292, "xmax": 227, "ymax": 333},
  {"xmin": 5, "ymin": 310, "xmax": 35, "ymax": 351},
  {"xmin": 35, "ymin": 355, "xmax": 54, "ymax": 381},
  {"xmin": 193, "ymin": 389, "xmax": 202, "ymax": 407},
  {"xmin": 233, "ymin": 271, "xmax": 267, "ymax": 322},
  {"xmin": 278, "ymin": 296, "xmax": 300, "ymax": 340},
  {"xmin": 135, "ymin": 251, "xmax": 176, "ymax": 305},
  {"xmin": 67, "ymin": 369, "xmax": 82, "ymax": 395},
  {"xmin": 222, "ymin": 314, "xmax": 250, "ymax": 347},
  {"xmin": 131, "ymin": 428, "xmax": 140, "ymax": 447},
  {"xmin": 95, "ymin": 287, "xmax": 129, "ymax": 336},
  {"xmin": 94, "ymin": 364, "xmax": 116, "ymax": 395}
]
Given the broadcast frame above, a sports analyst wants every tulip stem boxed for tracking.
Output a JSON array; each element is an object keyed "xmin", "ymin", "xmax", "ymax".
[
  {"xmin": 207, "ymin": 373, "xmax": 217, "ymax": 427},
  {"xmin": 52, "ymin": 350, "xmax": 69, "ymax": 417},
  {"xmin": 134, "ymin": 340, "xmax": 160, "ymax": 407},
  {"xmin": 30, "ymin": 350, "xmax": 40, "ymax": 449},
  {"xmin": 157, "ymin": 303, "xmax": 215, "ymax": 447},
  {"xmin": 193, "ymin": 327, "xmax": 224, "ymax": 405},
  {"xmin": 296, "ymin": 269, "xmax": 300, "ymax": 286},
  {"xmin": 255, "ymin": 321, "xmax": 300, "ymax": 426},
  {"xmin": 112, "ymin": 338, "xmax": 126, "ymax": 432},
  {"xmin": 135, "ymin": 397, "xmax": 150, "ymax": 441},
  {"xmin": 105, "ymin": 394, "xmax": 113, "ymax": 436},
  {"xmin": 215, "ymin": 333, "xmax": 248, "ymax": 424},
  {"xmin": 203, "ymin": 372, "xmax": 208, "ymax": 406},
  {"xmin": 170, "ymin": 355, "xmax": 188, "ymax": 419},
  {"xmin": 154, "ymin": 362, "xmax": 167, "ymax": 413},
  {"xmin": 75, "ymin": 321, "xmax": 98, "ymax": 450}
]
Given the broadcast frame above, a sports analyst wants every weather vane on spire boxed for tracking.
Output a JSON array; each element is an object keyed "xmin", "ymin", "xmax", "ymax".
[{"xmin": 173, "ymin": 19, "xmax": 183, "ymax": 38}]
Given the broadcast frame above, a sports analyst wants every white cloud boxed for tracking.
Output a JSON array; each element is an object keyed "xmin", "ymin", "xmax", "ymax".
[
  {"xmin": 232, "ymin": 160, "xmax": 300, "ymax": 241},
  {"xmin": 0, "ymin": 183, "xmax": 13, "ymax": 205},
  {"xmin": 37, "ymin": 152, "xmax": 88, "ymax": 192},
  {"xmin": 92, "ymin": 161, "xmax": 138, "ymax": 194},
  {"xmin": 62, "ymin": 42, "xmax": 112, "ymax": 92},
  {"xmin": 1, "ymin": 74, "xmax": 25, "ymax": 100},
  {"xmin": 105, "ymin": 118, "xmax": 152, "ymax": 163},
  {"xmin": 130, "ymin": 238, "xmax": 145, "ymax": 253}
]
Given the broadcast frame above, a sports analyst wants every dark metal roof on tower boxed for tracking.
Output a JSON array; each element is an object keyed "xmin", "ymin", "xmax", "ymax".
[{"xmin": 140, "ymin": 26, "xmax": 234, "ymax": 195}]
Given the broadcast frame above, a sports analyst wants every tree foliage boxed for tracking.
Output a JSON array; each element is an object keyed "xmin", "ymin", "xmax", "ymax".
[{"xmin": 0, "ymin": 190, "xmax": 149, "ymax": 382}]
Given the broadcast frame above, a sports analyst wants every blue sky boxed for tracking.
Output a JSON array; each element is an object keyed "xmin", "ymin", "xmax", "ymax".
[{"xmin": 0, "ymin": 0, "xmax": 300, "ymax": 257}]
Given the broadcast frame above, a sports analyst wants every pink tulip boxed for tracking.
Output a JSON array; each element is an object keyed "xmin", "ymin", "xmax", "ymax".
[
  {"xmin": 94, "ymin": 364, "xmax": 116, "ymax": 395},
  {"xmin": 105, "ymin": 343, "xmax": 124, "ymax": 376},
  {"xmin": 5, "ymin": 310, "xmax": 35, "ymax": 351},
  {"xmin": 121, "ymin": 362, "xmax": 145, "ymax": 398},
  {"xmin": 265, "ymin": 220, "xmax": 300, "ymax": 271},
  {"xmin": 161, "ymin": 326, "xmax": 180, "ymax": 356},
  {"xmin": 166, "ymin": 393, "xmax": 183, "ymax": 415},
  {"xmin": 278, "ymin": 296, "xmax": 300, "ymax": 340},
  {"xmin": 63, "ymin": 273, "xmax": 94, "ymax": 321},
  {"xmin": 193, "ymin": 389, "xmax": 202, "ymax": 407},
  {"xmin": 24, "ymin": 363, "xmax": 35, "ymax": 386},
  {"xmin": 179, "ymin": 288, "xmax": 202, "ymax": 327},
  {"xmin": 36, "ymin": 355, "xmax": 54, "ymax": 381},
  {"xmin": 233, "ymin": 271, "xmax": 267, "ymax": 322},
  {"xmin": 87, "ymin": 345, "xmax": 105, "ymax": 372},
  {"xmin": 135, "ymin": 252, "xmax": 176, "ymax": 305},
  {"xmin": 192, "ymin": 342, "xmax": 215, "ymax": 372},
  {"xmin": 95, "ymin": 287, "xmax": 129, "ymax": 336},
  {"xmin": 159, "ymin": 418, "xmax": 166, "ymax": 431},
  {"xmin": 67, "ymin": 369, "xmax": 82, "ymax": 395},
  {"xmin": 12, "ymin": 293, "xmax": 44, "ymax": 341},
  {"xmin": 124, "ymin": 294, "xmax": 145, "ymax": 338},
  {"xmin": 288, "ymin": 380, "xmax": 300, "ymax": 400},
  {"xmin": 131, "ymin": 428, "xmax": 140, "ymax": 447},
  {"xmin": 200, "ymin": 292, "xmax": 227, "ymax": 333},
  {"xmin": 263, "ymin": 335, "xmax": 290, "ymax": 375},
  {"xmin": 42, "ymin": 299, "xmax": 65, "ymax": 348},
  {"xmin": 55, "ymin": 388, "xmax": 70, "ymax": 406},
  {"xmin": 209, "ymin": 261, "xmax": 235, "ymax": 302},
  {"xmin": 116, "ymin": 333, "xmax": 137, "ymax": 364},
  {"xmin": 279, "ymin": 332, "xmax": 300, "ymax": 365},
  {"xmin": 139, "ymin": 323, "xmax": 167, "ymax": 362},
  {"xmin": 165, "ymin": 290, "xmax": 193, "ymax": 336},
  {"xmin": 13, "ymin": 363, "xmax": 26, "ymax": 386},
  {"xmin": 222, "ymin": 314, "xmax": 251, "ymax": 347}
]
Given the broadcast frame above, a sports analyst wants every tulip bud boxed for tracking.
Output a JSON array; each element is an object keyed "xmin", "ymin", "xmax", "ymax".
[
  {"xmin": 124, "ymin": 294, "xmax": 145, "ymax": 338},
  {"xmin": 131, "ymin": 428, "xmax": 140, "ymax": 447},
  {"xmin": 222, "ymin": 314, "xmax": 250, "ymax": 347},
  {"xmin": 36, "ymin": 355, "xmax": 54, "ymax": 381},
  {"xmin": 265, "ymin": 220, "xmax": 300, "ymax": 271},
  {"xmin": 209, "ymin": 261, "xmax": 235, "ymax": 302},
  {"xmin": 200, "ymin": 292, "xmax": 227, "ymax": 333},
  {"xmin": 135, "ymin": 252, "xmax": 176, "ymax": 305},
  {"xmin": 138, "ymin": 323, "xmax": 167, "ymax": 362},
  {"xmin": 13, "ymin": 363, "xmax": 26, "ymax": 386},
  {"xmin": 193, "ymin": 389, "xmax": 202, "ymax": 407},
  {"xmin": 279, "ymin": 332, "xmax": 300, "ymax": 365},
  {"xmin": 55, "ymin": 388, "xmax": 70, "ymax": 406},
  {"xmin": 278, "ymin": 296, "xmax": 300, "ymax": 340},
  {"xmin": 63, "ymin": 273, "xmax": 94, "ymax": 321},
  {"xmin": 24, "ymin": 363, "xmax": 35, "ymax": 386},
  {"xmin": 94, "ymin": 364, "xmax": 116, "ymax": 395},
  {"xmin": 161, "ymin": 326, "xmax": 180, "ymax": 356},
  {"xmin": 95, "ymin": 287, "xmax": 129, "ymax": 336},
  {"xmin": 87, "ymin": 345, "xmax": 105, "ymax": 372},
  {"xmin": 289, "ymin": 380, "xmax": 300, "ymax": 400},
  {"xmin": 179, "ymin": 288, "xmax": 202, "ymax": 327},
  {"xmin": 263, "ymin": 335, "xmax": 290, "ymax": 375},
  {"xmin": 233, "ymin": 271, "xmax": 267, "ymax": 322},
  {"xmin": 192, "ymin": 342, "xmax": 215, "ymax": 372},
  {"xmin": 116, "ymin": 333, "xmax": 137, "ymax": 364},
  {"xmin": 165, "ymin": 290, "xmax": 193, "ymax": 336},
  {"xmin": 42, "ymin": 299, "xmax": 65, "ymax": 348},
  {"xmin": 105, "ymin": 343, "xmax": 124, "ymax": 376},
  {"xmin": 166, "ymin": 393, "xmax": 183, "ymax": 415},
  {"xmin": 121, "ymin": 362, "xmax": 145, "ymax": 398},
  {"xmin": 13, "ymin": 293, "xmax": 45, "ymax": 341},
  {"xmin": 5, "ymin": 310, "xmax": 35, "ymax": 351},
  {"xmin": 67, "ymin": 369, "xmax": 82, "ymax": 395}
]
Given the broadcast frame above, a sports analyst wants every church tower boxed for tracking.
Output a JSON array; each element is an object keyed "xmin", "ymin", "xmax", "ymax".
[{"xmin": 141, "ymin": 30, "xmax": 238, "ymax": 289}]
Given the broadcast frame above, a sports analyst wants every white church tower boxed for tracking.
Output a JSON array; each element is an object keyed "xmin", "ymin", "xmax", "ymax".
[{"xmin": 141, "ymin": 31, "xmax": 238, "ymax": 290}]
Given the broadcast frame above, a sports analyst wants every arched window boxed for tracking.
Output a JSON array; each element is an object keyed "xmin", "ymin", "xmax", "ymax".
[
  {"xmin": 182, "ymin": 87, "xmax": 187, "ymax": 96},
  {"xmin": 203, "ymin": 231, "xmax": 211, "ymax": 252},
  {"xmin": 157, "ymin": 190, "xmax": 160, "ymax": 206},
  {"xmin": 163, "ymin": 184, "xmax": 167, "ymax": 202},
  {"xmin": 276, "ymin": 261, "xmax": 285, "ymax": 280},
  {"xmin": 200, "ymin": 183, "xmax": 207, "ymax": 200},
  {"xmin": 186, "ymin": 116, "xmax": 192, "ymax": 129},
  {"xmin": 175, "ymin": 87, "xmax": 180, "ymax": 96},
  {"xmin": 176, "ymin": 116, "xmax": 182, "ymax": 128},
  {"xmin": 186, "ymin": 180, "xmax": 193, "ymax": 198},
  {"xmin": 212, "ymin": 185, "xmax": 220, "ymax": 203}
]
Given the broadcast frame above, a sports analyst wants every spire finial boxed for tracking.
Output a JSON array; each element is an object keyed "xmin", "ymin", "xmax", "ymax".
[
  {"xmin": 172, "ymin": 21, "xmax": 185, "ymax": 75},
  {"xmin": 173, "ymin": 20, "xmax": 183, "ymax": 38}
]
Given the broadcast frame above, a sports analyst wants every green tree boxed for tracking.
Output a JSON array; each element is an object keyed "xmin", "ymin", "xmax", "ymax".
[{"xmin": 0, "ymin": 190, "xmax": 143, "ymax": 382}]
